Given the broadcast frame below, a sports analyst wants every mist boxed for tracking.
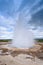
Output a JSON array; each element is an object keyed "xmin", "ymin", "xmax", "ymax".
[{"xmin": 11, "ymin": 13, "xmax": 34, "ymax": 48}]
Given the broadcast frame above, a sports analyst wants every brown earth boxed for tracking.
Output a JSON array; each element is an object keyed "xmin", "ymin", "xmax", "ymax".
[{"xmin": 0, "ymin": 42, "xmax": 43, "ymax": 65}]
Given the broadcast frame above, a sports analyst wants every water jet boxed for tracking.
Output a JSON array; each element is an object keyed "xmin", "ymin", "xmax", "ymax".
[{"xmin": 12, "ymin": 13, "xmax": 34, "ymax": 48}]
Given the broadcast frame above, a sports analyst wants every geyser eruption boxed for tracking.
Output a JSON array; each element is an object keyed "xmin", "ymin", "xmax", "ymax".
[{"xmin": 12, "ymin": 13, "xmax": 34, "ymax": 48}]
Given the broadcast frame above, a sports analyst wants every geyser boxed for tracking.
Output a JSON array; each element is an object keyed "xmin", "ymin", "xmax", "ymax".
[{"xmin": 12, "ymin": 13, "xmax": 34, "ymax": 48}]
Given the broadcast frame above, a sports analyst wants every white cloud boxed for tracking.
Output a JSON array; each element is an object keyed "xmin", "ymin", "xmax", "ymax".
[
  {"xmin": 30, "ymin": 28, "xmax": 43, "ymax": 38},
  {"xmin": 0, "ymin": 13, "xmax": 19, "ymax": 39},
  {"xmin": 0, "ymin": 11, "xmax": 43, "ymax": 39},
  {"xmin": 0, "ymin": 26, "xmax": 13, "ymax": 39},
  {"xmin": 0, "ymin": 14, "xmax": 14, "ymax": 27},
  {"xmin": 0, "ymin": 14, "xmax": 15, "ymax": 31},
  {"xmin": 27, "ymin": 25, "xmax": 43, "ymax": 38},
  {"xmin": 33, "ymin": 30, "xmax": 43, "ymax": 38},
  {"xmin": 13, "ymin": 12, "xmax": 43, "ymax": 39}
]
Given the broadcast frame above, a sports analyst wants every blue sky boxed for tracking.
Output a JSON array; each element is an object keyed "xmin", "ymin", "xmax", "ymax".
[{"xmin": 0, "ymin": 0, "xmax": 43, "ymax": 39}]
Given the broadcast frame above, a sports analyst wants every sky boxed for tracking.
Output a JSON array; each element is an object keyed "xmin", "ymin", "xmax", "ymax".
[{"xmin": 0, "ymin": 0, "xmax": 43, "ymax": 39}]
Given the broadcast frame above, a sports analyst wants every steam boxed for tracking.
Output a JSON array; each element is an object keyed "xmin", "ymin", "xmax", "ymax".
[{"xmin": 12, "ymin": 12, "xmax": 34, "ymax": 48}]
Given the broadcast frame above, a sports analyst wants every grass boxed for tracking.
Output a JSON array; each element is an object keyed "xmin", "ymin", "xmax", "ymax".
[
  {"xmin": 0, "ymin": 39, "xmax": 12, "ymax": 42},
  {"xmin": 35, "ymin": 39, "xmax": 43, "ymax": 42}
]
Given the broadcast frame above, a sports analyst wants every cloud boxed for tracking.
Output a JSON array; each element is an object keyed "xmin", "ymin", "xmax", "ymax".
[
  {"xmin": 33, "ymin": 30, "xmax": 43, "ymax": 38},
  {"xmin": 30, "ymin": 27, "xmax": 43, "ymax": 38},
  {"xmin": 0, "ymin": 0, "xmax": 43, "ymax": 39},
  {"xmin": 0, "ymin": 14, "xmax": 14, "ymax": 39},
  {"xmin": 0, "ymin": 14, "xmax": 15, "ymax": 30},
  {"xmin": 32, "ymin": 5, "xmax": 43, "ymax": 15},
  {"xmin": 0, "ymin": 26, "xmax": 13, "ymax": 39}
]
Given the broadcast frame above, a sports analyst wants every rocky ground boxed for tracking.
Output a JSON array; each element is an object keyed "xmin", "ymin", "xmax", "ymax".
[
  {"xmin": 0, "ymin": 42, "xmax": 43, "ymax": 65},
  {"xmin": 0, "ymin": 54, "xmax": 43, "ymax": 65}
]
